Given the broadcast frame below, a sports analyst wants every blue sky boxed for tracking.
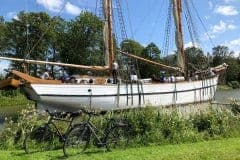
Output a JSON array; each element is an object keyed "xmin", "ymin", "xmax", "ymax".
[{"xmin": 0, "ymin": 0, "xmax": 240, "ymax": 74}]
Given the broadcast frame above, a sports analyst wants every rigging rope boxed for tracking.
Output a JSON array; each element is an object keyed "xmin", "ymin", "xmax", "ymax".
[
  {"xmin": 162, "ymin": 0, "xmax": 173, "ymax": 57},
  {"xmin": 189, "ymin": 0, "xmax": 215, "ymax": 47},
  {"xmin": 116, "ymin": 0, "xmax": 128, "ymax": 41},
  {"xmin": 124, "ymin": 0, "xmax": 134, "ymax": 39},
  {"xmin": 183, "ymin": 0, "xmax": 200, "ymax": 47}
]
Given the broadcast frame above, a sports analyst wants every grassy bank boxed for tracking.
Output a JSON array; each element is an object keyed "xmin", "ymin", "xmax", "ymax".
[
  {"xmin": 217, "ymin": 84, "xmax": 233, "ymax": 90},
  {"xmin": 0, "ymin": 138, "xmax": 239, "ymax": 160},
  {"xmin": 0, "ymin": 90, "xmax": 33, "ymax": 116},
  {"xmin": 0, "ymin": 90, "xmax": 32, "ymax": 107}
]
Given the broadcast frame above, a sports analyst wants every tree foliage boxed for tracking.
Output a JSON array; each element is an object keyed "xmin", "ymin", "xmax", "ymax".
[
  {"xmin": 6, "ymin": 12, "xmax": 53, "ymax": 76},
  {"xmin": 119, "ymin": 39, "xmax": 144, "ymax": 76},
  {"xmin": 212, "ymin": 45, "xmax": 234, "ymax": 66},
  {"xmin": 0, "ymin": 16, "xmax": 8, "ymax": 55},
  {"xmin": 120, "ymin": 39, "xmax": 144, "ymax": 56},
  {"xmin": 212, "ymin": 45, "xmax": 239, "ymax": 84},
  {"xmin": 185, "ymin": 46, "xmax": 208, "ymax": 73},
  {"xmin": 59, "ymin": 12, "xmax": 105, "ymax": 75},
  {"xmin": 139, "ymin": 43, "xmax": 161, "ymax": 78}
]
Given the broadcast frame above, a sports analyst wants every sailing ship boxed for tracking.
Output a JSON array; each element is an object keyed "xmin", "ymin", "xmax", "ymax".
[{"xmin": 0, "ymin": 0, "xmax": 227, "ymax": 111}]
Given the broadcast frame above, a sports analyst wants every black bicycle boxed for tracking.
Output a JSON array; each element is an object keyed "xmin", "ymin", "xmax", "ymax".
[
  {"xmin": 23, "ymin": 110, "xmax": 82, "ymax": 154},
  {"xmin": 63, "ymin": 109, "xmax": 129, "ymax": 157}
]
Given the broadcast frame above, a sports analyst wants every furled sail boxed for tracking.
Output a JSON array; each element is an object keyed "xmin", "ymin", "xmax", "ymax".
[
  {"xmin": 103, "ymin": 0, "xmax": 114, "ymax": 74},
  {"xmin": 172, "ymin": 0, "xmax": 186, "ymax": 76}
]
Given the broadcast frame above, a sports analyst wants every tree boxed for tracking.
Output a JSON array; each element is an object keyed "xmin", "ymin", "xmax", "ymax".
[
  {"xmin": 212, "ymin": 45, "xmax": 237, "ymax": 84},
  {"xmin": 119, "ymin": 39, "xmax": 144, "ymax": 77},
  {"xmin": 6, "ymin": 11, "xmax": 53, "ymax": 76},
  {"xmin": 162, "ymin": 54, "xmax": 177, "ymax": 67},
  {"xmin": 0, "ymin": 16, "xmax": 8, "ymax": 55},
  {"xmin": 120, "ymin": 39, "xmax": 144, "ymax": 56},
  {"xmin": 185, "ymin": 46, "xmax": 208, "ymax": 73},
  {"xmin": 225, "ymin": 57, "xmax": 240, "ymax": 82},
  {"xmin": 212, "ymin": 45, "xmax": 234, "ymax": 66},
  {"xmin": 59, "ymin": 12, "xmax": 105, "ymax": 75},
  {"xmin": 45, "ymin": 16, "xmax": 66, "ymax": 78},
  {"xmin": 139, "ymin": 43, "xmax": 161, "ymax": 78}
]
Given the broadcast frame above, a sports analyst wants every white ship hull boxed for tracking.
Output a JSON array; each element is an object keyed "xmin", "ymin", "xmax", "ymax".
[{"xmin": 22, "ymin": 76, "xmax": 218, "ymax": 111}]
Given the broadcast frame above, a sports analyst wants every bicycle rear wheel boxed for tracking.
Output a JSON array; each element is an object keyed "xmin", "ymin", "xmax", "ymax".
[
  {"xmin": 63, "ymin": 124, "xmax": 90, "ymax": 157},
  {"xmin": 23, "ymin": 125, "xmax": 54, "ymax": 154},
  {"xmin": 106, "ymin": 125, "xmax": 129, "ymax": 151}
]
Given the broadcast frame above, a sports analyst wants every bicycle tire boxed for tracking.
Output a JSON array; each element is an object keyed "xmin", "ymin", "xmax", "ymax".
[
  {"xmin": 23, "ymin": 125, "xmax": 54, "ymax": 154},
  {"xmin": 106, "ymin": 125, "xmax": 129, "ymax": 151},
  {"xmin": 63, "ymin": 124, "xmax": 90, "ymax": 157}
]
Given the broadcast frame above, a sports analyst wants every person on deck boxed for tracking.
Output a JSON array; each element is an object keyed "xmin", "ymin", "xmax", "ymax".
[
  {"xmin": 41, "ymin": 69, "xmax": 50, "ymax": 79},
  {"xmin": 112, "ymin": 60, "xmax": 119, "ymax": 84},
  {"xmin": 61, "ymin": 70, "xmax": 70, "ymax": 82}
]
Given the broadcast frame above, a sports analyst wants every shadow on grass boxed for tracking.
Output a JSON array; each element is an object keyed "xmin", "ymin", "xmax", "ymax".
[
  {"xmin": 11, "ymin": 151, "xmax": 26, "ymax": 157},
  {"xmin": 56, "ymin": 149, "xmax": 110, "ymax": 159},
  {"xmin": 10, "ymin": 148, "xmax": 112, "ymax": 160}
]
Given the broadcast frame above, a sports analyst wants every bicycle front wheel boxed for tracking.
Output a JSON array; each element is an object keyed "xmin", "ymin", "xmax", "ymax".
[
  {"xmin": 23, "ymin": 125, "xmax": 54, "ymax": 154},
  {"xmin": 106, "ymin": 125, "xmax": 129, "ymax": 151},
  {"xmin": 63, "ymin": 124, "xmax": 90, "ymax": 157}
]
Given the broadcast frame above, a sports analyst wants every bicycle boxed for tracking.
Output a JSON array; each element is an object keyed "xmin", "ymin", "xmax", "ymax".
[
  {"xmin": 63, "ymin": 109, "xmax": 129, "ymax": 157},
  {"xmin": 23, "ymin": 109, "xmax": 82, "ymax": 154}
]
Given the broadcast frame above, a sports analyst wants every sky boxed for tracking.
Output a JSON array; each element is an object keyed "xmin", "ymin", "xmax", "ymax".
[{"xmin": 0, "ymin": 0, "xmax": 240, "ymax": 74}]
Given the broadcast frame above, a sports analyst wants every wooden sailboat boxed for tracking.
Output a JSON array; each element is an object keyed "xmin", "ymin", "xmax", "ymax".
[{"xmin": 0, "ymin": 0, "xmax": 227, "ymax": 111}]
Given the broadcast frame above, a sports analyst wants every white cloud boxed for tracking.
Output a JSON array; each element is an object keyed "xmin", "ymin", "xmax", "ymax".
[
  {"xmin": 7, "ymin": 12, "xmax": 19, "ymax": 20},
  {"xmin": 36, "ymin": 0, "xmax": 64, "ymax": 12},
  {"xmin": 36, "ymin": 0, "xmax": 82, "ymax": 15},
  {"xmin": 214, "ymin": 5, "xmax": 239, "ymax": 16},
  {"xmin": 184, "ymin": 42, "xmax": 200, "ymax": 49},
  {"xmin": 202, "ymin": 20, "xmax": 237, "ymax": 40},
  {"xmin": 65, "ymin": 2, "xmax": 82, "ymax": 15},
  {"xmin": 211, "ymin": 20, "xmax": 237, "ymax": 34},
  {"xmin": 229, "ymin": 38, "xmax": 240, "ymax": 46},
  {"xmin": 201, "ymin": 31, "xmax": 216, "ymax": 42},
  {"xmin": 223, "ymin": 38, "xmax": 240, "ymax": 55}
]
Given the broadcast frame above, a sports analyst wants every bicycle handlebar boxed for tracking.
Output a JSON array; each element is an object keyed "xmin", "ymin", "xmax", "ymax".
[
  {"xmin": 80, "ymin": 109, "xmax": 107, "ymax": 116},
  {"xmin": 44, "ymin": 109, "xmax": 106, "ymax": 119},
  {"xmin": 45, "ymin": 109, "xmax": 82, "ymax": 119}
]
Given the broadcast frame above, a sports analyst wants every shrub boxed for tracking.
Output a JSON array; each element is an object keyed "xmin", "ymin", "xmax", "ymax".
[
  {"xmin": 0, "ymin": 107, "xmax": 47, "ymax": 150},
  {"xmin": 230, "ymin": 99, "xmax": 240, "ymax": 115},
  {"xmin": 0, "ymin": 106, "xmax": 239, "ymax": 150},
  {"xmin": 230, "ymin": 81, "xmax": 240, "ymax": 89}
]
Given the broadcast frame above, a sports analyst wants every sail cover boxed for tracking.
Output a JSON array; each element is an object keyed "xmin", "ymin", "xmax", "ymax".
[{"xmin": 172, "ymin": 0, "xmax": 185, "ymax": 74}]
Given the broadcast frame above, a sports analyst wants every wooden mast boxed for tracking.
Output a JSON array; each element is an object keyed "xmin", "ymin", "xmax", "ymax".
[
  {"xmin": 118, "ymin": 50, "xmax": 182, "ymax": 73},
  {"xmin": 172, "ymin": 0, "xmax": 186, "ymax": 77},
  {"xmin": 103, "ymin": 0, "xmax": 114, "ymax": 76},
  {"xmin": 0, "ymin": 56, "xmax": 109, "ymax": 71}
]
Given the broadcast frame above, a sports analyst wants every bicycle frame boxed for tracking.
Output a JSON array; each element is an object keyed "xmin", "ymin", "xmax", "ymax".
[
  {"xmin": 46, "ymin": 115, "xmax": 75, "ymax": 140},
  {"xmin": 80, "ymin": 112, "xmax": 119, "ymax": 147}
]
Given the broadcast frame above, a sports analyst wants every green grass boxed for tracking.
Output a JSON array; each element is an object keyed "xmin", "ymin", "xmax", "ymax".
[
  {"xmin": 217, "ymin": 85, "xmax": 233, "ymax": 90},
  {"xmin": 0, "ymin": 138, "xmax": 239, "ymax": 160},
  {"xmin": 0, "ymin": 92, "xmax": 33, "ymax": 116},
  {"xmin": 0, "ymin": 94, "xmax": 32, "ymax": 107}
]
